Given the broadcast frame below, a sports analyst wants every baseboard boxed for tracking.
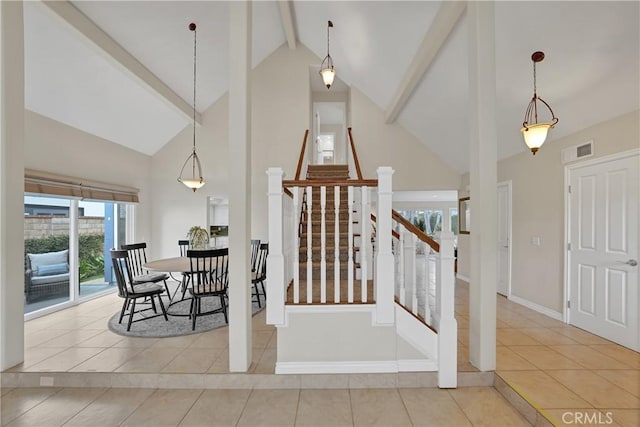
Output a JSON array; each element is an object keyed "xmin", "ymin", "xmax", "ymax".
[
  {"xmin": 275, "ymin": 360, "xmax": 398, "ymax": 374},
  {"xmin": 456, "ymin": 274, "xmax": 470, "ymax": 283},
  {"xmin": 397, "ymin": 359, "xmax": 437, "ymax": 372},
  {"xmin": 508, "ymin": 294, "xmax": 563, "ymax": 321}
]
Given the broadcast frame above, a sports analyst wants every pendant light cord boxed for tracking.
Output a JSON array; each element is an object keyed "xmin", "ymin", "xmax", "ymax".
[{"xmin": 192, "ymin": 24, "xmax": 197, "ymax": 154}]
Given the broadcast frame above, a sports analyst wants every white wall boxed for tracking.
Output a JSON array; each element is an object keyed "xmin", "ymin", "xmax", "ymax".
[
  {"xmin": 457, "ymin": 110, "xmax": 640, "ymax": 312},
  {"xmin": 499, "ymin": 110, "xmax": 640, "ymax": 313},
  {"xmin": 150, "ymin": 44, "xmax": 462, "ymax": 258},
  {"xmin": 24, "ymin": 111, "xmax": 153, "ymax": 245}
]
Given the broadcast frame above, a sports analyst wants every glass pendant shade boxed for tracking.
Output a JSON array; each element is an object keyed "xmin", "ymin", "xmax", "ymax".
[
  {"xmin": 320, "ymin": 66, "xmax": 335, "ymax": 89},
  {"xmin": 521, "ymin": 122, "xmax": 552, "ymax": 155}
]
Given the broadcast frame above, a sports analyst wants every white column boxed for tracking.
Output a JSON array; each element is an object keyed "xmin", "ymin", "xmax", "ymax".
[
  {"xmin": 0, "ymin": 0, "xmax": 25, "ymax": 370},
  {"xmin": 375, "ymin": 167, "xmax": 395, "ymax": 324},
  {"xmin": 467, "ymin": 1, "xmax": 497, "ymax": 371},
  {"xmin": 228, "ymin": 0, "xmax": 252, "ymax": 372}
]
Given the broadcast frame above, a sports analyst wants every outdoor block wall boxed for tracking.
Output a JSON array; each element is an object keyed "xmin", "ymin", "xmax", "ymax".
[{"xmin": 24, "ymin": 216, "xmax": 104, "ymax": 239}]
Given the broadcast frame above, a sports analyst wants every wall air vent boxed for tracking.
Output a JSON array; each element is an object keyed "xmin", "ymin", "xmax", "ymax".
[{"xmin": 561, "ymin": 140, "xmax": 594, "ymax": 164}]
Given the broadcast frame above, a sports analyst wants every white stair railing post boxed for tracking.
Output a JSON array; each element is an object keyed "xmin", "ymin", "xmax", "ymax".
[
  {"xmin": 398, "ymin": 227, "xmax": 407, "ymax": 306},
  {"xmin": 320, "ymin": 186, "xmax": 327, "ymax": 303},
  {"xmin": 334, "ymin": 185, "xmax": 340, "ymax": 303},
  {"xmin": 375, "ymin": 167, "xmax": 395, "ymax": 324},
  {"xmin": 306, "ymin": 186, "xmax": 313, "ymax": 303},
  {"xmin": 436, "ymin": 230, "xmax": 457, "ymax": 388},
  {"xmin": 347, "ymin": 186, "xmax": 354, "ymax": 303},
  {"xmin": 360, "ymin": 186, "xmax": 369, "ymax": 302},
  {"xmin": 266, "ymin": 168, "xmax": 285, "ymax": 325}
]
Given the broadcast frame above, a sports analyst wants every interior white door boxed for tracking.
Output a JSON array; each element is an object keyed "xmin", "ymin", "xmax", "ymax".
[
  {"xmin": 568, "ymin": 152, "xmax": 639, "ymax": 350},
  {"xmin": 497, "ymin": 182, "xmax": 511, "ymax": 296}
]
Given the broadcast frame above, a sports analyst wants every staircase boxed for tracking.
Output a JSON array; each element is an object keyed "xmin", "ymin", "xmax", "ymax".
[{"xmin": 289, "ymin": 164, "xmax": 373, "ymax": 303}]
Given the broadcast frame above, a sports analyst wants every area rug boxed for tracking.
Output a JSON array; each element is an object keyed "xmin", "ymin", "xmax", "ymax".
[{"xmin": 108, "ymin": 296, "xmax": 264, "ymax": 338}]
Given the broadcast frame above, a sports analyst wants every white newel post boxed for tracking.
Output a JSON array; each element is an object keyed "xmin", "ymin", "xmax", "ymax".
[
  {"xmin": 375, "ymin": 167, "xmax": 395, "ymax": 324},
  {"xmin": 436, "ymin": 230, "xmax": 457, "ymax": 388},
  {"xmin": 266, "ymin": 168, "xmax": 285, "ymax": 325}
]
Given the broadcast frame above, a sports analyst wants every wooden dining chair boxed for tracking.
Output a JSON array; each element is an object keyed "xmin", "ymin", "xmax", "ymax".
[
  {"xmin": 250, "ymin": 239, "xmax": 260, "ymax": 272},
  {"xmin": 120, "ymin": 242, "xmax": 170, "ymax": 296},
  {"xmin": 187, "ymin": 248, "xmax": 229, "ymax": 330},
  {"xmin": 111, "ymin": 249, "xmax": 168, "ymax": 331},
  {"xmin": 174, "ymin": 239, "xmax": 192, "ymax": 300},
  {"xmin": 251, "ymin": 243, "xmax": 268, "ymax": 307}
]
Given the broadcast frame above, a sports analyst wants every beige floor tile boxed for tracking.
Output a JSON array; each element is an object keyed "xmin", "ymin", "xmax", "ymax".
[
  {"xmin": 508, "ymin": 346, "xmax": 584, "ymax": 370},
  {"xmin": 46, "ymin": 316, "xmax": 105, "ymax": 330},
  {"xmin": 115, "ymin": 347, "xmax": 183, "ymax": 373},
  {"xmin": 497, "ymin": 346, "xmax": 538, "ymax": 371},
  {"xmin": 150, "ymin": 334, "xmax": 200, "ymax": 349},
  {"xmin": 161, "ymin": 347, "xmax": 219, "ymax": 373},
  {"xmin": 498, "ymin": 371, "xmax": 592, "ymax": 409},
  {"xmin": 349, "ymin": 388, "xmax": 412, "ymax": 426},
  {"xmin": 5, "ymin": 388, "xmax": 106, "ymax": 427},
  {"xmin": 0, "ymin": 387, "xmax": 60, "ymax": 425},
  {"xmin": 518, "ymin": 328, "xmax": 580, "ymax": 345},
  {"xmin": 236, "ymin": 389, "xmax": 299, "ymax": 427},
  {"xmin": 457, "ymin": 328, "xmax": 469, "ymax": 345},
  {"xmin": 23, "ymin": 329, "xmax": 70, "ymax": 348},
  {"xmin": 449, "ymin": 387, "xmax": 529, "ymax": 427},
  {"xmin": 112, "ymin": 336, "xmax": 160, "ymax": 348},
  {"xmin": 8, "ymin": 347, "xmax": 66, "ymax": 371},
  {"xmin": 606, "ymin": 409, "xmax": 640, "ymax": 427},
  {"xmin": 547, "ymin": 370, "xmax": 640, "ymax": 409},
  {"xmin": 497, "ymin": 329, "xmax": 543, "ymax": 346},
  {"xmin": 121, "ymin": 389, "xmax": 203, "ymax": 427},
  {"xmin": 179, "ymin": 389, "xmax": 251, "ymax": 427},
  {"xmin": 69, "ymin": 347, "xmax": 144, "ymax": 372},
  {"xmin": 27, "ymin": 347, "xmax": 106, "ymax": 372},
  {"xmin": 75, "ymin": 330, "xmax": 124, "ymax": 348},
  {"xmin": 594, "ymin": 370, "xmax": 640, "ymax": 397},
  {"xmin": 589, "ymin": 345, "xmax": 640, "ymax": 369},
  {"xmin": 399, "ymin": 388, "xmax": 472, "ymax": 426},
  {"xmin": 36, "ymin": 329, "xmax": 103, "ymax": 348},
  {"xmin": 253, "ymin": 348, "xmax": 277, "ymax": 374},
  {"xmin": 548, "ymin": 327, "xmax": 613, "ymax": 345},
  {"xmin": 295, "ymin": 389, "xmax": 353, "ymax": 427},
  {"xmin": 209, "ymin": 348, "xmax": 230, "ymax": 373},
  {"xmin": 252, "ymin": 330, "xmax": 274, "ymax": 350},
  {"xmin": 549, "ymin": 345, "xmax": 634, "ymax": 369},
  {"xmin": 543, "ymin": 409, "xmax": 622, "ymax": 426},
  {"xmin": 64, "ymin": 388, "xmax": 155, "ymax": 426},
  {"xmin": 187, "ymin": 328, "xmax": 229, "ymax": 349}
]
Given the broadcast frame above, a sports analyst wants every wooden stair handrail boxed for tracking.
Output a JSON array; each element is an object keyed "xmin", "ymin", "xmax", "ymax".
[
  {"xmin": 370, "ymin": 213, "xmax": 400, "ymax": 240},
  {"xmin": 283, "ymin": 179, "xmax": 378, "ymax": 188},
  {"xmin": 347, "ymin": 128, "xmax": 363, "ymax": 180},
  {"xmin": 391, "ymin": 209, "xmax": 440, "ymax": 252},
  {"xmin": 294, "ymin": 129, "xmax": 310, "ymax": 181}
]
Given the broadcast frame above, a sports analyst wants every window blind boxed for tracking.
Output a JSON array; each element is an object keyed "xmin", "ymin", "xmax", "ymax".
[{"xmin": 24, "ymin": 169, "xmax": 139, "ymax": 203}]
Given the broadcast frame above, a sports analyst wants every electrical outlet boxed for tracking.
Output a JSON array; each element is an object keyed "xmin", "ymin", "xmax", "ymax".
[
  {"xmin": 531, "ymin": 237, "xmax": 541, "ymax": 246},
  {"xmin": 40, "ymin": 376, "xmax": 54, "ymax": 386}
]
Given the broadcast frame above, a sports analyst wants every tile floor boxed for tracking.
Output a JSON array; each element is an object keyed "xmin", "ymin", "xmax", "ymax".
[{"xmin": 1, "ymin": 280, "xmax": 639, "ymax": 426}]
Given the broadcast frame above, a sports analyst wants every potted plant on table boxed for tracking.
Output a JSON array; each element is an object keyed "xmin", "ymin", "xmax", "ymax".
[{"xmin": 187, "ymin": 226, "xmax": 209, "ymax": 250}]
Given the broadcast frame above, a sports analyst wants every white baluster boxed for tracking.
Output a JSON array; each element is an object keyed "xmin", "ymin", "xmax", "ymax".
[
  {"xmin": 266, "ymin": 168, "xmax": 285, "ymax": 325},
  {"xmin": 398, "ymin": 226, "xmax": 406, "ymax": 306},
  {"xmin": 360, "ymin": 186, "xmax": 368, "ymax": 303},
  {"xmin": 292, "ymin": 187, "xmax": 300, "ymax": 304},
  {"xmin": 347, "ymin": 186, "xmax": 354, "ymax": 303},
  {"xmin": 320, "ymin": 186, "xmax": 327, "ymax": 303},
  {"xmin": 306, "ymin": 186, "xmax": 313, "ymax": 303},
  {"xmin": 334, "ymin": 185, "xmax": 340, "ymax": 303},
  {"xmin": 411, "ymin": 234, "xmax": 418, "ymax": 315}
]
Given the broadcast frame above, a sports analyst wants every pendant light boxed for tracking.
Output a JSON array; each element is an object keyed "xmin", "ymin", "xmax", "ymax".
[
  {"xmin": 178, "ymin": 22, "xmax": 206, "ymax": 191},
  {"xmin": 319, "ymin": 20, "xmax": 335, "ymax": 89},
  {"xmin": 521, "ymin": 51, "xmax": 559, "ymax": 155}
]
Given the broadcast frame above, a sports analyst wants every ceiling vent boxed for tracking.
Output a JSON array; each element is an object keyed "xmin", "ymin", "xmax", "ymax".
[{"xmin": 561, "ymin": 140, "xmax": 594, "ymax": 164}]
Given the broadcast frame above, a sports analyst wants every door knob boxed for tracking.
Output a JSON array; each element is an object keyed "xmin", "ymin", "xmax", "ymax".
[{"xmin": 620, "ymin": 259, "xmax": 638, "ymax": 267}]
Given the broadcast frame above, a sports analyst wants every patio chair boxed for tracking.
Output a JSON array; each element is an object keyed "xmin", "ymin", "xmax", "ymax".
[
  {"xmin": 188, "ymin": 248, "xmax": 228, "ymax": 330},
  {"xmin": 111, "ymin": 249, "xmax": 168, "ymax": 331}
]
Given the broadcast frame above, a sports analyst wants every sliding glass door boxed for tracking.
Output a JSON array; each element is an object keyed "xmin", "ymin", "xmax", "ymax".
[{"xmin": 24, "ymin": 195, "xmax": 130, "ymax": 316}]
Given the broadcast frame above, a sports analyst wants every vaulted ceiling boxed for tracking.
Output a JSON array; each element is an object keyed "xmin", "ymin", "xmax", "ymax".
[{"xmin": 24, "ymin": 1, "xmax": 639, "ymax": 172}]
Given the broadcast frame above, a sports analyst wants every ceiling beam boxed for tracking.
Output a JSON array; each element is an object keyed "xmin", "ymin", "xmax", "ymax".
[
  {"xmin": 41, "ymin": 0, "xmax": 201, "ymax": 124},
  {"xmin": 384, "ymin": 1, "xmax": 466, "ymax": 124},
  {"xmin": 278, "ymin": 0, "xmax": 297, "ymax": 50}
]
